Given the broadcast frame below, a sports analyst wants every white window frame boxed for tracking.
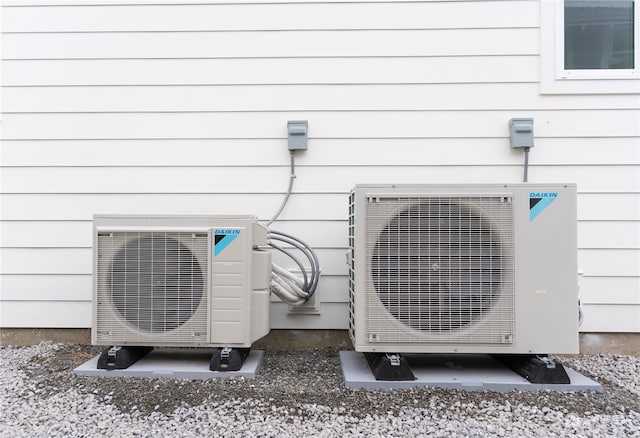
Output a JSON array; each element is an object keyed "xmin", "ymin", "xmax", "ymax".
[{"xmin": 541, "ymin": 0, "xmax": 640, "ymax": 94}]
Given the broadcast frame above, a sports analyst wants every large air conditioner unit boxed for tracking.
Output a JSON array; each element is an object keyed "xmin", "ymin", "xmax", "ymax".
[
  {"xmin": 92, "ymin": 215, "xmax": 271, "ymax": 348},
  {"xmin": 348, "ymin": 184, "xmax": 578, "ymax": 355}
]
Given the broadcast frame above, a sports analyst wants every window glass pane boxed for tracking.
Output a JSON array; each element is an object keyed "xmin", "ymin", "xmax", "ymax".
[{"xmin": 565, "ymin": 0, "xmax": 634, "ymax": 69}]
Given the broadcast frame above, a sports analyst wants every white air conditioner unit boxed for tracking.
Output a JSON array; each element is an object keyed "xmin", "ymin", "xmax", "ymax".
[
  {"xmin": 348, "ymin": 184, "xmax": 578, "ymax": 355},
  {"xmin": 92, "ymin": 215, "xmax": 271, "ymax": 348}
]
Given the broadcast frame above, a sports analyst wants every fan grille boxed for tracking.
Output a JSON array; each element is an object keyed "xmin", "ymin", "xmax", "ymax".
[
  {"xmin": 96, "ymin": 232, "xmax": 209, "ymax": 343},
  {"xmin": 365, "ymin": 196, "xmax": 515, "ymax": 344}
]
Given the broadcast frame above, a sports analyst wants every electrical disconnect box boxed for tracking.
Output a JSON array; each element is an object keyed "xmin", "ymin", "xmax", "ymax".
[
  {"xmin": 509, "ymin": 118, "xmax": 534, "ymax": 149},
  {"xmin": 287, "ymin": 120, "xmax": 308, "ymax": 151}
]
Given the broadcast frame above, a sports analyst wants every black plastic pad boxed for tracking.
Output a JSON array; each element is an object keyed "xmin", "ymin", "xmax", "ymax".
[
  {"xmin": 494, "ymin": 355, "xmax": 571, "ymax": 384},
  {"xmin": 210, "ymin": 348, "xmax": 251, "ymax": 372}
]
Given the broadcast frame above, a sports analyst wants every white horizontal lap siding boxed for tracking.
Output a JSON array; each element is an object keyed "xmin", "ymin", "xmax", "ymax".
[
  {"xmin": 2, "ymin": 166, "xmax": 639, "ymax": 194},
  {"xmin": 6, "ymin": 85, "xmax": 640, "ymax": 113},
  {"xmin": 3, "ymin": 57, "xmax": 540, "ymax": 86},
  {"xmin": 3, "ymin": 138, "xmax": 639, "ymax": 166},
  {"xmin": 3, "ymin": 110, "xmax": 639, "ymax": 139},
  {"xmin": 3, "ymin": 29, "xmax": 539, "ymax": 59},
  {"xmin": 1, "ymin": 0, "xmax": 638, "ymax": 332},
  {"xmin": 2, "ymin": 1, "xmax": 540, "ymax": 32}
]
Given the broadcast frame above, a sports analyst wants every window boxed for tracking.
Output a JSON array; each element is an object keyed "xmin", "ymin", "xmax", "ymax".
[
  {"xmin": 564, "ymin": 0, "xmax": 634, "ymax": 70},
  {"xmin": 541, "ymin": 0, "xmax": 639, "ymax": 93}
]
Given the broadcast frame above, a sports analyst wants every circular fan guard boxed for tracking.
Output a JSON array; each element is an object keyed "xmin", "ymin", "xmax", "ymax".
[
  {"xmin": 372, "ymin": 202, "xmax": 504, "ymax": 332},
  {"xmin": 108, "ymin": 236, "xmax": 204, "ymax": 333}
]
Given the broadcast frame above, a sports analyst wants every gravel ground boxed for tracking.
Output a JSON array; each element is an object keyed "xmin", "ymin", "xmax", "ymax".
[{"xmin": 1, "ymin": 342, "xmax": 639, "ymax": 437}]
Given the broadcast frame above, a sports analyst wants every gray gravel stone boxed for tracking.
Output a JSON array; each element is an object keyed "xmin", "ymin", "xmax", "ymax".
[{"xmin": 1, "ymin": 342, "xmax": 639, "ymax": 437}]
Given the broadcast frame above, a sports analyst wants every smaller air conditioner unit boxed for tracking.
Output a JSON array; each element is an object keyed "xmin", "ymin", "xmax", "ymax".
[
  {"xmin": 92, "ymin": 215, "xmax": 271, "ymax": 348},
  {"xmin": 348, "ymin": 184, "xmax": 578, "ymax": 355}
]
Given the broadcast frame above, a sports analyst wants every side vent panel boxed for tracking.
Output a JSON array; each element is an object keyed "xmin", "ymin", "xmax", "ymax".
[{"xmin": 348, "ymin": 191, "xmax": 356, "ymax": 341}]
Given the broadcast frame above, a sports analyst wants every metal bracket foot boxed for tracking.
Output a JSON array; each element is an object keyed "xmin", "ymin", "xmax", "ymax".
[{"xmin": 363, "ymin": 352, "xmax": 416, "ymax": 381}]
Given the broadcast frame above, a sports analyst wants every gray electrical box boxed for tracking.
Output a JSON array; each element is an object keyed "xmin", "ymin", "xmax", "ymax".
[
  {"xmin": 509, "ymin": 118, "xmax": 534, "ymax": 148},
  {"xmin": 287, "ymin": 120, "xmax": 308, "ymax": 151}
]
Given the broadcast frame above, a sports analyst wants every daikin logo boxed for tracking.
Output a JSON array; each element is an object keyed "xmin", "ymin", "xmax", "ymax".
[
  {"xmin": 530, "ymin": 192, "xmax": 558, "ymax": 199},
  {"xmin": 215, "ymin": 229, "xmax": 240, "ymax": 235},
  {"xmin": 214, "ymin": 229, "xmax": 240, "ymax": 256},
  {"xmin": 529, "ymin": 192, "xmax": 558, "ymax": 221}
]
